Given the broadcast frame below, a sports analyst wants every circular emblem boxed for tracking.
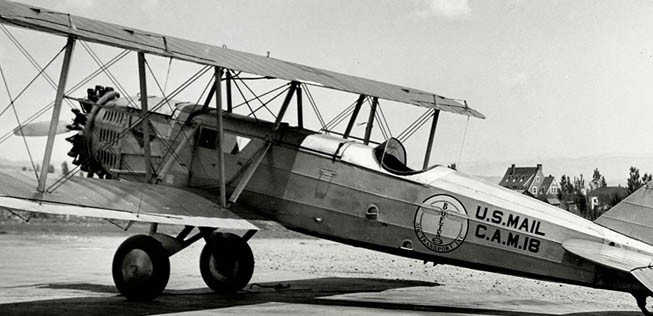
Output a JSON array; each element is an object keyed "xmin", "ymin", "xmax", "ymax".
[{"xmin": 414, "ymin": 194, "xmax": 469, "ymax": 253}]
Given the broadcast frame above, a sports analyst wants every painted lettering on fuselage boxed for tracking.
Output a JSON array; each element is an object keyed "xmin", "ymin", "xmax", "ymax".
[{"xmin": 473, "ymin": 206, "xmax": 546, "ymax": 254}]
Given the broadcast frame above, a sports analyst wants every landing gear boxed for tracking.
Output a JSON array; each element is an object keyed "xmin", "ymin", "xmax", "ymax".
[
  {"xmin": 111, "ymin": 229, "xmax": 255, "ymax": 300},
  {"xmin": 635, "ymin": 294, "xmax": 653, "ymax": 316},
  {"xmin": 200, "ymin": 232, "xmax": 255, "ymax": 293},
  {"xmin": 112, "ymin": 234, "xmax": 170, "ymax": 301}
]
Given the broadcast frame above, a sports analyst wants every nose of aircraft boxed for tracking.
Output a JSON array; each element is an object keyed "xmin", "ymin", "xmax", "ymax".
[{"xmin": 65, "ymin": 85, "xmax": 118, "ymax": 178}]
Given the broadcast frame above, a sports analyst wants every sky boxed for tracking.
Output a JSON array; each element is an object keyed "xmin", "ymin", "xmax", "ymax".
[{"xmin": 1, "ymin": 0, "xmax": 653, "ymax": 183}]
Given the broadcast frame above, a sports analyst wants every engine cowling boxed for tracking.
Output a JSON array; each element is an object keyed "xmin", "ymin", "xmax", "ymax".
[
  {"xmin": 66, "ymin": 85, "xmax": 117, "ymax": 178},
  {"xmin": 66, "ymin": 85, "xmax": 178, "ymax": 180}
]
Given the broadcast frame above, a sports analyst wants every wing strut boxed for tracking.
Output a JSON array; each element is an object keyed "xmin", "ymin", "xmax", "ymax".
[
  {"xmin": 363, "ymin": 97, "xmax": 378, "ymax": 145},
  {"xmin": 225, "ymin": 70, "xmax": 233, "ymax": 113},
  {"xmin": 422, "ymin": 109, "xmax": 440, "ymax": 169},
  {"xmin": 273, "ymin": 81, "xmax": 299, "ymax": 130},
  {"xmin": 296, "ymin": 84, "xmax": 303, "ymax": 128},
  {"xmin": 228, "ymin": 141, "xmax": 272, "ymax": 204},
  {"xmin": 38, "ymin": 35, "xmax": 75, "ymax": 192},
  {"xmin": 137, "ymin": 52, "xmax": 153, "ymax": 183},
  {"xmin": 214, "ymin": 66, "xmax": 227, "ymax": 207},
  {"xmin": 343, "ymin": 95, "xmax": 365, "ymax": 139},
  {"xmin": 228, "ymin": 83, "xmax": 298, "ymax": 204}
]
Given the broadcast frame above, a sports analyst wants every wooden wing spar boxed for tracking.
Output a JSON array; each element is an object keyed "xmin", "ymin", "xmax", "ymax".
[{"xmin": 0, "ymin": 0, "xmax": 484, "ymax": 119}]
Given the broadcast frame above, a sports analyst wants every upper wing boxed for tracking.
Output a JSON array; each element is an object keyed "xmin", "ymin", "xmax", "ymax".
[
  {"xmin": 0, "ymin": 170, "xmax": 257, "ymax": 231},
  {"xmin": 563, "ymin": 239, "xmax": 653, "ymax": 293},
  {"xmin": 0, "ymin": 0, "xmax": 484, "ymax": 119}
]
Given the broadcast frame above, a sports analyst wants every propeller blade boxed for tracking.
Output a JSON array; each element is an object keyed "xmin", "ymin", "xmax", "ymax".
[{"xmin": 13, "ymin": 120, "xmax": 71, "ymax": 137}]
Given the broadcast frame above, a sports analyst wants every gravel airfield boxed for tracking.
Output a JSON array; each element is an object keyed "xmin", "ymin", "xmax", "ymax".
[{"xmin": 0, "ymin": 220, "xmax": 643, "ymax": 315}]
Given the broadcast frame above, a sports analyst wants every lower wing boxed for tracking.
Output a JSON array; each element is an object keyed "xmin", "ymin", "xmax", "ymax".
[{"xmin": 0, "ymin": 170, "xmax": 257, "ymax": 231}]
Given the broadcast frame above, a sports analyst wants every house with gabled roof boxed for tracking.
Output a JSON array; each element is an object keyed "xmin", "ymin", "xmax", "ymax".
[
  {"xmin": 498, "ymin": 164, "xmax": 559, "ymax": 206},
  {"xmin": 539, "ymin": 175, "xmax": 560, "ymax": 206}
]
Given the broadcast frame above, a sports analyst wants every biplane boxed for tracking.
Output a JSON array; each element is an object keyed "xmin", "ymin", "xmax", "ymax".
[{"xmin": 1, "ymin": 1, "xmax": 653, "ymax": 314}]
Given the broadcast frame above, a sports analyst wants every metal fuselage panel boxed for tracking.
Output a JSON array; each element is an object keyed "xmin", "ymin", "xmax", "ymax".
[{"xmin": 91, "ymin": 108, "xmax": 649, "ymax": 294}]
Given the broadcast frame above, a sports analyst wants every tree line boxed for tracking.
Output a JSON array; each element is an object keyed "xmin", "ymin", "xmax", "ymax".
[{"xmin": 558, "ymin": 166, "xmax": 651, "ymax": 220}]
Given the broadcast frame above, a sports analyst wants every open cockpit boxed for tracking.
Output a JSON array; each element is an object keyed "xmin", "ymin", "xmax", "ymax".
[{"xmin": 372, "ymin": 138, "xmax": 438, "ymax": 175}]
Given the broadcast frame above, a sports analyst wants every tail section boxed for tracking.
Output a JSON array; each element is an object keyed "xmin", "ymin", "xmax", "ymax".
[{"xmin": 595, "ymin": 183, "xmax": 653, "ymax": 245}]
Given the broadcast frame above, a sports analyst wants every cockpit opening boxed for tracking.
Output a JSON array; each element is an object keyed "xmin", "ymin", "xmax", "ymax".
[{"xmin": 373, "ymin": 138, "xmax": 417, "ymax": 175}]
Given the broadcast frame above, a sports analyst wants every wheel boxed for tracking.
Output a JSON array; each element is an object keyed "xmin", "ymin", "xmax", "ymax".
[
  {"xmin": 112, "ymin": 234, "xmax": 170, "ymax": 301},
  {"xmin": 200, "ymin": 232, "xmax": 254, "ymax": 293}
]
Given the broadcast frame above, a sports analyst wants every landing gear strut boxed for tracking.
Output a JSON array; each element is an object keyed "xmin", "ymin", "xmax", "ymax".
[
  {"xmin": 112, "ymin": 234, "xmax": 170, "ymax": 301},
  {"xmin": 635, "ymin": 294, "xmax": 653, "ymax": 316},
  {"xmin": 200, "ymin": 232, "xmax": 254, "ymax": 293}
]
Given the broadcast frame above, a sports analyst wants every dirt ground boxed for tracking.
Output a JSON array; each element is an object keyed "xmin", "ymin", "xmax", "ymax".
[{"xmin": 0, "ymin": 219, "xmax": 643, "ymax": 315}]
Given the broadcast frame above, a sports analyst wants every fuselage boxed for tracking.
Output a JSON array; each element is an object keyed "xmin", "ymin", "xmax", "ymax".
[{"xmin": 86, "ymin": 99, "xmax": 653, "ymax": 295}]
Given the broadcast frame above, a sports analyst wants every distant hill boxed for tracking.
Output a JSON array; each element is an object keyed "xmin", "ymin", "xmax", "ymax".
[
  {"xmin": 472, "ymin": 175, "xmax": 503, "ymax": 185},
  {"xmin": 0, "ymin": 157, "xmax": 29, "ymax": 170}
]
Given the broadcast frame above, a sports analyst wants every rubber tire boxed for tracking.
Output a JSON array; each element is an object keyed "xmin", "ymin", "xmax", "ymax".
[
  {"xmin": 199, "ymin": 232, "xmax": 254, "ymax": 293},
  {"xmin": 112, "ymin": 234, "xmax": 170, "ymax": 301}
]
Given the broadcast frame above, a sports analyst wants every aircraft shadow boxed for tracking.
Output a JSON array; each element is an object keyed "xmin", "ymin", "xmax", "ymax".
[{"xmin": 0, "ymin": 277, "xmax": 641, "ymax": 316}]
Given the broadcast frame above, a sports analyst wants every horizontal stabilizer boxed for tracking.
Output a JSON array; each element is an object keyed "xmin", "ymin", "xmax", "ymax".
[
  {"xmin": 0, "ymin": 170, "xmax": 257, "ymax": 231},
  {"xmin": 562, "ymin": 239, "xmax": 652, "ymax": 272},
  {"xmin": 563, "ymin": 239, "xmax": 653, "ymax": 293},
  {"xmin": 595, "ymin": 183, "xmax": 653, "ymax": 245}
]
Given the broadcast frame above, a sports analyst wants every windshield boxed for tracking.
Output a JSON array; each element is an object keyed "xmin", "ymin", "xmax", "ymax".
[{"xmin": 373, "ymin": 138, "xmax": 417, "ymax": 175}]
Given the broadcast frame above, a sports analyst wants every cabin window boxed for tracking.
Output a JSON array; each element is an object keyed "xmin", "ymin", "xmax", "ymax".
[
  {"xmin": 198, "ymin": 127, "xmax": 218, "ymax": 150},
  {"xmin": 531, "ymin": 187, "xmax": 537, "ymax": 194},
  {"xmin": 232, "ymin": 135, "xmax": 251, "ymax": 154},
  {"xmin": 197, "ymin": 127, "xmax": 252, "ymax": 154}
]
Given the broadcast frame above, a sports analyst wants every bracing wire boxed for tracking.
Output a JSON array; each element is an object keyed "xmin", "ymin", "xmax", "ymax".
[
  {"xmin": 156, "ymin": 75, "xmax": 213, "ymax": 179},
  {"xmin": 457, "ymin": 115, "xmax": 471, "ymax": 169},
  {"xmin": 163, "ymin": 57, "xmax": 173, "ymax": 95},
  {"xmin": 374, "ymin": 110, "xmax": 388, "ymax": 140},
  {"xmin": 249, "ymin": 85, "xmax": 290, "ymax": 117},
  {"xmin": 301, "ymin": 84, "xmax": 327, "ymax": 131},
  {"xmin": 368, "ymin": 98, "xmax": 390, "ymax": 141},
  {"xmin": 377, "ymin": 103, "xmax": 392, "ymax": 138},
  {"xmin": 231, "ymin": 83, "xmax": 288, "ymax": 111},
  {"xmin": 0, "ymin": 49, "xmax": 130, "ymax": 144},
  {"xmin": 0, "ymin": 45, "xmax": 65, "ymax": 118},
  {"xmin": 48, "ymin": 65, "xmax": 213, "ymax": 191},
  {"xmin": 323, "ymin": 100, "xmax": 356, "ymax": 132},
  {"xmin": 0, "ymin": 64, "xmax": 40, "ymax": 181},
  {"xmin": 0, "ymin": 25, "xmax": 76, "ymax": 109},
  {"xmin": 397, "ymin": 109, "xmax": 433, "ymax": 142},
  {"xmin": 143, "ymin": 58, "xmax": 176, "ymax": 114},
  {"xmin": 231, "ymin": 71, "xmax": 277, "ymax": 118},
  {"xmin": 229, "ymin": 72, "xmax": 258, "ymax": 120},
  {"xmin": 80, "ymin": 41, "xmax": 137, "ymax": 108}
]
